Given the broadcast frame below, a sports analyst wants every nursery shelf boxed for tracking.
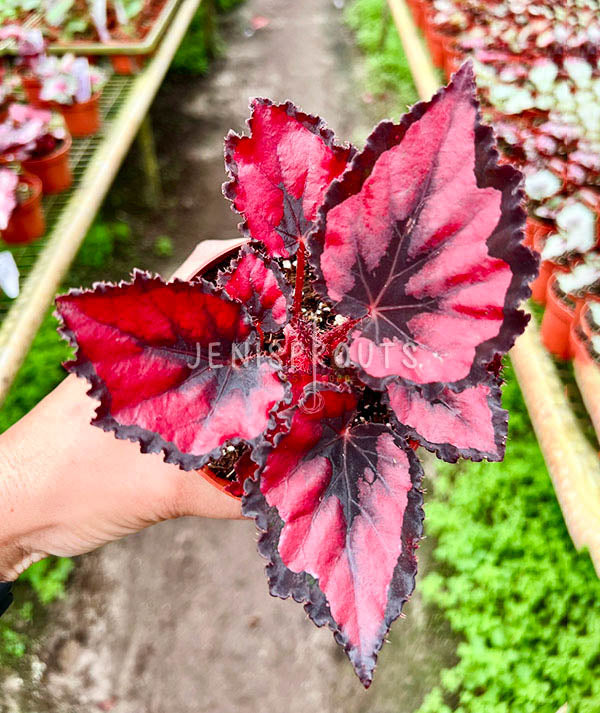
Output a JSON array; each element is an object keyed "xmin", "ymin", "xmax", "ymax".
[
  {"xmin": 386, "ymin": 0, "xmax": 600, "ymax": 576},
  {"xmin": 0, "ymin": 0, "xmax": 183, "ymax": 56},
  {"xmin": 0, "ymin": 0, "xmax": 202, "ymax": 406}
]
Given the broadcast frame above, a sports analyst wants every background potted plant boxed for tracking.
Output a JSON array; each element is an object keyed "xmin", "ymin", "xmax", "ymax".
[
  {"xmin": 542, "ymin": 254, "xmax": 600, "ymax": 359},
  {"xmin": 39, "ymin": 54, "xmax": 106, "ymax": 137},
  {"xmin": 0, "ymin": 25, "xmax": 48, "ymax": 107},
  {"xmin": 0, "ymin": 103, "xmax": 72, "ymax": 193},
  {"xmin": 0, "ymin": 166, "xmax": 44, "ymax": 244}
]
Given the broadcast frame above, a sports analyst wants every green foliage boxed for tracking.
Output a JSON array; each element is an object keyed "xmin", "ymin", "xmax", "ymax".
[
  {"xmin": 153, "ymin": 234, "xmax": 174, "ymax": 258},
  {"xmin": 417, "ymin": 365, "xmax": 600, "ymax": 713},
  {"xmin": 75, "ymin": 220, "xmax": 131, "ymax": 269},
  {"xmin": 171, "ymin": 0, "xmax": 245, "ymax": 76},
  {"xmin": 345, "ymin": 0, "xmax": 418, "ymax": 106},
  {"xmin": 19, "ymin": 558, "xmax": 75, "ymax": 606}
]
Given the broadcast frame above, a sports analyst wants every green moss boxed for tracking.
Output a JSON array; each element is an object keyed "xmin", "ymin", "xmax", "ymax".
[
  {"xmin": 345, "ymin": 0, "xmax": 418, "ymax": 107},
  {"xmin": 417, "ymin": 365, "xmax": 600, "ymax": 713}
]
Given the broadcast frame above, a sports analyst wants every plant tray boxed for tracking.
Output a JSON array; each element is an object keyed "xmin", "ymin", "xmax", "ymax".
[{"xmin": 0, "ymin": 0, "xmax": 183, "ymax": 56}]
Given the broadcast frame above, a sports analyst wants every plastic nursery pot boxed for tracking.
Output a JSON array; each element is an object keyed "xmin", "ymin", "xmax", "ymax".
[
  {"xmin": 422, "ymin": 14, "xmax": 447, "ymax": 68},
  {"xmin": 22, "ymin": 134, "xmax": 73, "ymax": 194},
  {"xmin": 525, "ymin": 215, "xmax": 553, "ymax": 249},
  {"xmin": 529, "ymin": 230, "xmax": 568, "ymax": 305},
  {"xmin": 56, "ymin": 93, "xmax": 101, "ymax": 138},
  {"xmin": 1, "ymin": 173, "xmax": 45, "ymax": 245},
  {"xmin": 21, "ymin": 75, "xmax": 48, "ymax": 108},
  {"xmin": 111, "ymin": 55, "xmax": 147, "ymax": 75},
  {"xmin": 541, "ymin": 273, "xmax": 582, "ymax": 360},
  {"xmin": 569, "ymin": 303, "xmax": 595, "ymax": 362},
  {"xmin": 443, "ymin": 38, "xmax": 463, "ymax": 78}
]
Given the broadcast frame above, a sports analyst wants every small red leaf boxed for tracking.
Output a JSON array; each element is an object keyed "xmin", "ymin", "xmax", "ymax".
[
  {"xmin": 244, "ymin": 384, "xmax": 424, "ymax": 687},
  {"xmin": 224, "ymin": 99, "xmax": 353, "ymax": 258},
  {"xmin": 309, "ymin": 63, "xmax": 537, "ymax": 388},
  {"xmin": 217, "ymin": 244, "xmax": 292, "ymax": 332},
  {"xmin": 386, "ymin": 379, "xmax": 507, "ymax": 462},
  {"xmin": 56, "ymin": 272, "xmax": 287, "ymax": 469}
]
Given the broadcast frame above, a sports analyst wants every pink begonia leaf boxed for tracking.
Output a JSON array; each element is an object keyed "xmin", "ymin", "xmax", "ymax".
[
  {"xmin": 385, "ymin": 377, "xmax": 507, "ymax": 463},
  {"xmin": 56, "ymin": 271, "xmax": 288, "ymax": 469},
  {"xmin": 217, "ymin": 243, "xmax": 292, "ymax": 332},
  {"xmin": 244, "ymin": 383, "xmax": 424, "ymax": 687},
  {"xmin": 309, "ymin": 63, "xmax": 537, "ymax": 388},
  {"xmin": 0, "ymin": 168, "xmax": 18, "ymax": 231},
  {"xmin": 224, "ymin": 98, "xmax": 354, "ymax": 258}
]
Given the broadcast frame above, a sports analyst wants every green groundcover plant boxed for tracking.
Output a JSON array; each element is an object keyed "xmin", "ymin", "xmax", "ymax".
[{"xmin": 417, "ymin": 366, "xmax": 600, "ymax": 713}]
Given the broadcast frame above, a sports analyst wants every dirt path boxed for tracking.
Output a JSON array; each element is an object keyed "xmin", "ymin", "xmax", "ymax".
[{"xmin": 1, "ymin": 2, "xmax": 456, "ymax": 711}]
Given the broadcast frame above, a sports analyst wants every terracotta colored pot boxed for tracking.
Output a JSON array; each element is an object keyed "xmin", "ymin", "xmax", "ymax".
[
  {"xmin": 525, "ymin": 215, "xmax": 553, "ymax": 249},
  {"xmin": 21, "ymin": 75, "xmax": 48, "ymax": 108},
  {"xmin": 541, "ymin": 273, "xmax": 582, "ymax": 359},
  {"xmin": 569, "ymin": 300, "xmax": 599, "ymax": 361},
  {"xmin": 111, "ymin": 55, "xmax": 147, "ymax": 75},
  {"xmin": 56, "ymin": 93, "xmax": 101, "ymax": 137},
  {"xmin": 570, "ymin": 310, "xmax": 597, "ymax": 364},
  {"xmin": 529, "ymin": 230, "xmax": 568, "ymax": 305},
  {"xmin": 197, "ymin": 467, "xmax": 241, "ymax": 500},
  {"xmin": 443, "ymin": 38, "xmax": 463, "ymax": 78},
  {"xmin": 423, "ymin": 15, "xmax": 447, "ymax": 69},
  {"xmin": 22, "ymin": 135, "xmax": 73, "ymax": 194},
  {"xmin": 1, "ymin": 173, "xmax": 45, "ymax": 244}
]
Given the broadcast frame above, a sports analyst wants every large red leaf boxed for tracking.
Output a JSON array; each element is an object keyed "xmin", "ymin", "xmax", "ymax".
[
  {"xmin": 217, "ymin": 244, "xmax": 292, "ymax": 332},
  {"xmin": 224, "ymin": 99, "xmax": 353, "ymax": 258},
  {"xmin": 309, "ymin": 63, "xmax": 537, "ymax": 388},
  {"xmin": 386, "ymin": 378, "xmax": 507, "ymax": 463},
  {"xmin": 244, "ymin": 384, "xmax": 424, "ymax": 687},
  {"xmin": 56, "ymin": 271, "xmax": 288, "ymax": 469}
]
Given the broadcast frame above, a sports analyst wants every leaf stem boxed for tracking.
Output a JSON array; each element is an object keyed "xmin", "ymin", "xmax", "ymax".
[{"xmin": 293, "ymin": 240, "xmax": 306, "ymax": 316}]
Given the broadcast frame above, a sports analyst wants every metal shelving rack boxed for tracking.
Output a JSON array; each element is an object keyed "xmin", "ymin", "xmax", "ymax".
[
  {"xmin": 0, "ymin": 0, "xmax": 202, "ymax": 405},
  {"xmin": 387, "ymin": 0, "xmax": 600, "ymax": 575}
]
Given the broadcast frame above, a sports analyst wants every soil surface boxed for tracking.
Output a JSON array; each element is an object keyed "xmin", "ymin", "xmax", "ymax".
[{"xmin": 0, "ymin": 1, "xmax": 457, "ymax": 711}]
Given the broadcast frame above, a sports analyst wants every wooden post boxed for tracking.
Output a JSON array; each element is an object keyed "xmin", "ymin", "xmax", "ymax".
[{"xmin": 137, "ymin": 115, "xmax": 163, "ymax": 207}]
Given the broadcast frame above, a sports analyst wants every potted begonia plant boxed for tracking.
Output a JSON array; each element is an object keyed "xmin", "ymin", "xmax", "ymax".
[
  {"xmin": 0, "ymin": 166, "xmax": 44, "ymax": 244},
  {"xmin": 0, "ymin": 103, "xmax": 72, "ymax": 194},
  {"xmin": 0, "ymin": 25, "xmax": 47, "ymax": 106},
  {"xmin": 54, "ymin": 66, "xmax": 537, "ymax": 687},
  {"xmin": 532, "ymin": 200, "xmax": 597, "ymax": 305},
  {"xmin": 39, "ymin": 54, "xmax": 106, "ymax": 137}
]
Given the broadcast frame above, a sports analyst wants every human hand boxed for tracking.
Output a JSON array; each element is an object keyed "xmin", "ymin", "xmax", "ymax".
[{"xmin": 0, "ymin": 239, "xmax": 247, "ymax": 582}]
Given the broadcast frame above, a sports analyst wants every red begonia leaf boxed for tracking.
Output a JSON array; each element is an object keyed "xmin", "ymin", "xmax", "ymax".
[
  {"xmin": 309, "ymin": 63, "xmax": 537, "ymax": 388},
  {"xmin": 385, "ymin": 378, "xmax": 507, "ymax": 463},
  {"xmin": 243, "ymin": 384, "xmax": 424, "ymax": 687},
  {"xmin": 56, "ymin": 271, "xmax": 288, "ymax": 469},
  {"xmin": 217, "ymin": 244, "xmax": 292, "ymax": 332},
  {"xmin": 224, "ymin": 98, "xmax": 354, "ymax": 258}
]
